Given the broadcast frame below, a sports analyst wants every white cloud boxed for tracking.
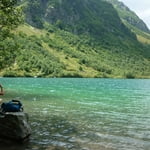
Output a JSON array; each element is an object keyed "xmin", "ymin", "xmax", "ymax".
[{"xmin": 119, "ymin": 0, "xmax": 150, "ymax": 29}]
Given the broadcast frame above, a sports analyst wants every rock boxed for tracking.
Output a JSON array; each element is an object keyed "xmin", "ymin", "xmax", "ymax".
[{"xmin": 0, "ymin": 112, "xmax": 31, "ymax": 142}]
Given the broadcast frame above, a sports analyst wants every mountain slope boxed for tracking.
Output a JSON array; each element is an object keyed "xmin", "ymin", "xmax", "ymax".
[
  {"xmin": 4, "ymin": 23, "xmax": 148, "ymax": 78},
  {"xmin": 25, "ymin": 0, "xmax": 136, "ymax": 42},
  {"xmin": 105, "ymin": 0, "xmax": 150, "ymax": 33},
  {"xmin": 0, "ymin": 0, "xmax": 150, "ymax": 78},
  {"xmin": 105, "ymin": 0, "xmax": 150, "ymax": 45},
  {"xmin": 25, "ymin": 0, "xmax": 149, "ymax": 56}
]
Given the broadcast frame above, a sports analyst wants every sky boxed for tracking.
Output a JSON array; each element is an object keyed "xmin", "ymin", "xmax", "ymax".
[{"xmin": 119, "ymin": 0, "xmax": 150, "ymax": 29}]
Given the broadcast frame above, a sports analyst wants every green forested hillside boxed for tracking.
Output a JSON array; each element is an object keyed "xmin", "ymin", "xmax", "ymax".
[{"xmin": 0, "ymin": 0, "xmax": 150, "ymax": 78}]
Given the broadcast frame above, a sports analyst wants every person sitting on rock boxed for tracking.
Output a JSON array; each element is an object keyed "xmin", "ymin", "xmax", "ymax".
[{"xmin": 0, "ymin": 84, "xmax": 4, "ymax": 95}]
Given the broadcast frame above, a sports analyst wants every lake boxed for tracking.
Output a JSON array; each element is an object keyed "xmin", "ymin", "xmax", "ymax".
[{"xmin": 0, "ymin": 78, "xmax": 150, "ymax": 150}]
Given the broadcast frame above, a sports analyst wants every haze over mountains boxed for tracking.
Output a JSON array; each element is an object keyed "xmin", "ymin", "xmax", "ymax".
[{"xmin": 1, "ymin": 0, "xmax": 150, "ymax": 78}]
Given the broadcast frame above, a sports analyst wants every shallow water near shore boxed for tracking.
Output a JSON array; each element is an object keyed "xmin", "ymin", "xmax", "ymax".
[{"xmin": 0, "ymin": 78, "xmax": 150, "ymax": 150}]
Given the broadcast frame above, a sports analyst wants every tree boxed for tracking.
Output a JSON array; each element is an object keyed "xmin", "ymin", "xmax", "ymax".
[
  {"xmin": 0, "ymin": 0, "xmax": 23, "ymax": 69},
  {"xmin": 0, "ymin": 0, "xmax": 23, "ymax": 33}
]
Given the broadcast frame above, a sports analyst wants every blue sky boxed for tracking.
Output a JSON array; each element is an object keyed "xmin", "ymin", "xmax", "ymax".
[{"xmin": 119, "ymin": 0, "xmax": 150, "ymax": 29}]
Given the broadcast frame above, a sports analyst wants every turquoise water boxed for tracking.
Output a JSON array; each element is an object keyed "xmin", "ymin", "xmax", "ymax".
[{"xmin": 0, "ymin": 78, "xmax": 150, "ymax": 150}]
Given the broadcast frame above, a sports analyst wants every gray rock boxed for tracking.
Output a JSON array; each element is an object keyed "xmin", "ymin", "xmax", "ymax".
[{"xmin": 0, "ymin": 112, "xmax": 31, "ymax": 142}]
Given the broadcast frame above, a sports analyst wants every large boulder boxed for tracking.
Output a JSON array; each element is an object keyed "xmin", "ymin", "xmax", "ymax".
[{"xmin": 0, "ymin": 112, "xmax": 31, "ymax": 142}]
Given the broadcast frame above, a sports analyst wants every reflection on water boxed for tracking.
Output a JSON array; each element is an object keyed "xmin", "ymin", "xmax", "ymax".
[{"xmin": 0, "ymin": 78, "xmax": 150, "ymax": 150}]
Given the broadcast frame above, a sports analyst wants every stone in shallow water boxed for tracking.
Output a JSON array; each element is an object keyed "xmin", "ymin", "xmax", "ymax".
[{"xmin": 0, "ymin": 112, "xmax": 31, "ymax": 142}]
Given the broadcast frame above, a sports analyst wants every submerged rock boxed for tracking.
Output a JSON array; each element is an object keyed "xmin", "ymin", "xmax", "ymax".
[{"xmin": 0, "ymin": 112, "xmax": 31, "ymax": 142}]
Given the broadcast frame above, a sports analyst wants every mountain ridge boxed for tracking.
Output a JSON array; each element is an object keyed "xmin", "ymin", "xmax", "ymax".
[{"xmin": 105, "ymin": 0, "xmax": 150, "ymax": 33}]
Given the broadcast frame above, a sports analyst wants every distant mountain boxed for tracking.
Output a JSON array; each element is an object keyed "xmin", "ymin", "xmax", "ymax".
[
  {"xmin": 105, "ymin": 0, "xmax": 150, "ymax": 46},
  {"xmin": 0, "ymin": 0, "xmax": 150, "ymax": 78},
  {"xmin": 105, "ymin": 0, "xmax": 150, "ymax": 33}
]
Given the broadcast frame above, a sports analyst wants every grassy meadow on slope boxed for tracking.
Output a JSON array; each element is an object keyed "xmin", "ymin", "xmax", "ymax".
[{"xmin": 0, "ymin": 23, "xmax": 149, "ymax": 78}]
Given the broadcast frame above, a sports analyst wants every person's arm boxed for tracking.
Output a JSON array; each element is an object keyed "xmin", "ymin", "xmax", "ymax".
[{"xmin": 0, "ymin": 84, "xmax": 4, "ymax": 95}]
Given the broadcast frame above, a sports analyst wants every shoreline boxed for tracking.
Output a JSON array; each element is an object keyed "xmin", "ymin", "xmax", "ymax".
[{"xmin": 0, "ymin": 76, "xmax": 150, "ymax": 79}]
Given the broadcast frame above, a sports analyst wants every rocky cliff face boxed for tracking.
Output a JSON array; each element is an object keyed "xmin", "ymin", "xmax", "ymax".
[{"xmin": 25, "ymin": 0, "xmax": 136, "ymax": 41}]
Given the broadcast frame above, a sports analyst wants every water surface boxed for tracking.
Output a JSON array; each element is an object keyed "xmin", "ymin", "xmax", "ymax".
[{"xmin": 0, "ymin": 78, "xmax": 150, "ymax": 150}]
